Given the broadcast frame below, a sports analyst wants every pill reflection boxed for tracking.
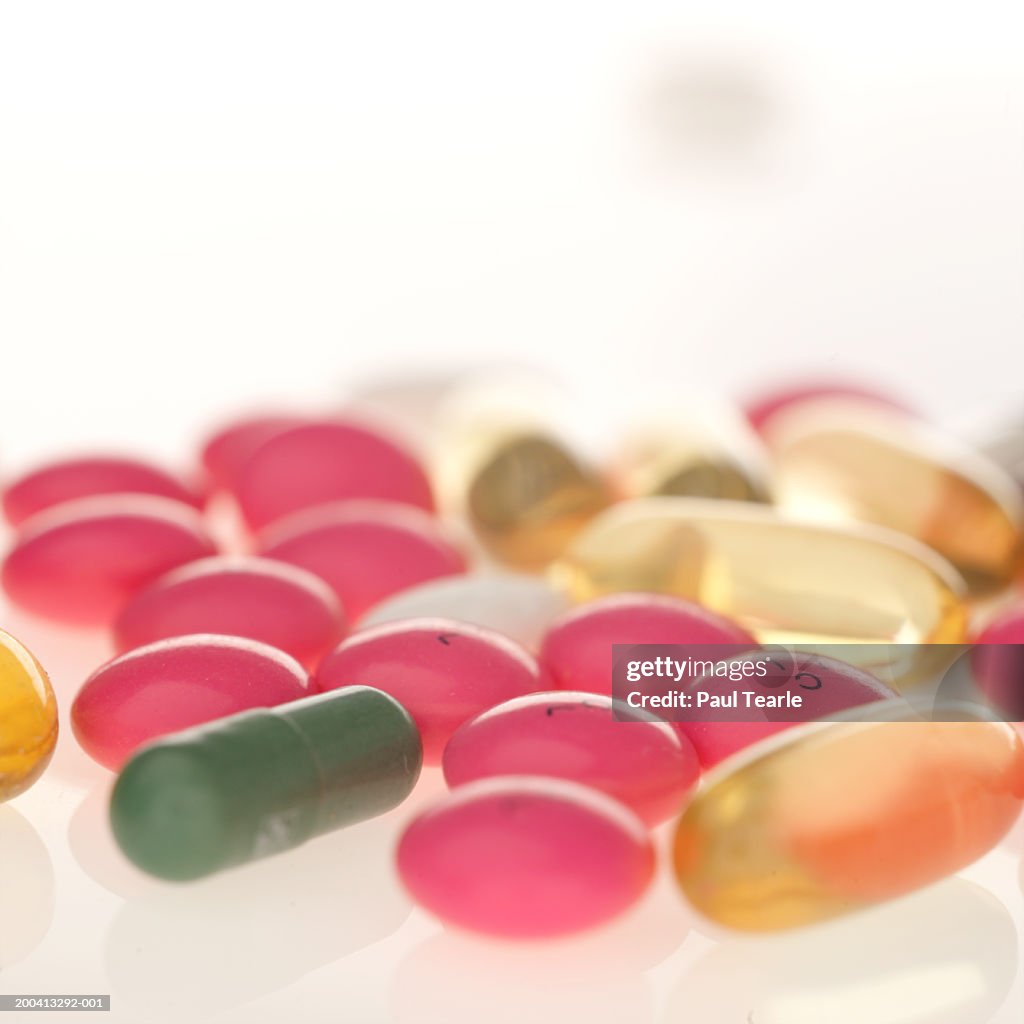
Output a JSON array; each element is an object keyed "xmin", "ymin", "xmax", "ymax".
[
  {"xmin": 663, "ymin": 880, "xmax": 1018, "ymax": 1024},
  {"xmin": 393, "ymin": 875, "xmax": 688, "ymax": 1024},
  {"xmin": 103, "ymin": 810, "xmax": 410, "ymax": 1019},
  {"xmin": 0, "ymin": 806, "xmax": 55, "ymax": 967}
]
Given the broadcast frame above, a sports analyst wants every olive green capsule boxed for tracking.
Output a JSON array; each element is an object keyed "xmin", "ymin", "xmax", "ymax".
[{"xmin": 110, "ymin": 687, "xmax": 422, "ymax": 881}]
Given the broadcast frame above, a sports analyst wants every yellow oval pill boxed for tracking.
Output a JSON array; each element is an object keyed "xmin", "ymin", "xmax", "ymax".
[{"xmin": 0, "ymin": 629, "xmax": 58, "ymax": 802}]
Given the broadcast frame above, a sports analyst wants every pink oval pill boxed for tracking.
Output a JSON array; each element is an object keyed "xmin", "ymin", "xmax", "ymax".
[
  {"xmin": 443, "ymin": 692, "xmax": 700, "ymax": 825},
  {"xmin": 200, "ymin": 414, "xmax": 307, "ymax": 492},
  {"xmin": 72, "ymin": 634, "xmax": 310, "ymax": 769},
  {"xmin": 113, "ymin": 556, "xmax": 346, "ymax": 669},
  {"xmin": 2, "ymin": 455, "xmax": 204, "ymax": 527},
  {"xmin": 258, "ymin": 500, "xmax": 466, "ymax": 620},
  {"xmin": 2, "ymin": 496, "xmax": 218, "ymax": 627},
  {"xmin": 397, "ymin": 776, "xmax": 656, "ymax": 938},
  {"xmin": 232, "ymin": 420, "xmax": 434, "ymax": 531},
  {"xmin": 678, "ymin": 651, "xmax": 899, "ymax": 769},
  {"xmin": 316, "ymin": 619, "xmax": 546, "ymax": 763},
  {"xmin": 742, "ymin": 380, "xmax": 913, "ymax": 436},
  {"xmin": 971, "ymin": 607, "xmax": 1024, "ymax": 721},
  {"xmin": 539, "ymin": 593, "xmax": 757, "ymax": 697}
]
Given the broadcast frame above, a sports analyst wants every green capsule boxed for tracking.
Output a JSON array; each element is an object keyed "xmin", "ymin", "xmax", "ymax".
[{"xmin": 110, "ymin": 686, "xmax": 422, "ymax": 881}]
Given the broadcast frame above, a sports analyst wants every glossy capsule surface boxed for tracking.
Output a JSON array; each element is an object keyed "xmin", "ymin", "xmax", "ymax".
[
  {"xmin": 111, "ymin": 686, "xmax": 421, "ymax": 880},
  {"xmin": 258, "ymin": 500, "xmax": 466, "ymax": 621},
  {"xmin": 232, "ymin": 420, "xmax": 434, "ymax": 531},
  {"xmin": 73, "ymin": 635, "xmax": 310, "ymax": 769},
  {"xmin": 551, "ymin": 499, "xmax": 967, "ymax": 681},
  {"xmin": 743, "ymin": 381, "xmax": 912, "ymax": 436},
  {"xmin": 0, "ymin": 630, "xmax": 58, "ymax": 802},
  {"xmin": 2, "ymin": 455, "xmax": 203, "ymax": 526},
  {"xmin": 113, "ymin": 556, "xmax": 346, "ymax": 669},
  {"xmin": 443, "ymin": 692, "xmax": 700, "ymax": 825},
  {"xmin": 200, "ymin": 413, "xmax": 306, "ymax": 491},
  {"xmin": 2, "ymin": 496, "xmax": 218, "ymax": 626},
  {"xmin": 769, "ymin": 408, "xmax": 1024, "ymax": 597},
  {"xmin": 397, "ymin": 776, "xmax": 655, "ymax": 938},
  {"xmin": 615, "ymin": 413, "xmax": 770, "ymax": 504},
  {"xmin": 673, "ymin": 714, "xmax": 1024, "ymax": 931},
  {"xmin": 316, "ymin": 620, "xmax": 545, "ymax": 763},
  {"xmin": 539, "ymin": 592, "xmax": 756, "ymax": 697},
  {"xmin": 462, "ymin": 432, "xmax": 610, "ymax": 571},
  {"xmin": 359, "ymin": 574, "xmax": 571, "ymax": 650},
  {"xmin": 677, "ymin": 652, "xmax": 900, "ymax": 769}
]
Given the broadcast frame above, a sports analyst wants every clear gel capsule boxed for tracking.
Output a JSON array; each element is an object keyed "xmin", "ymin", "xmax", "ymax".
[
  {"xmin": 769, "ymin": 408, "xmax": 1024, "ymax": 597},
  {"xmin": 438, "ymin": 425, "xmax": 609, "ymax": 572},
  {"xmin": 550, "ymin": 499, "xmax": 967, "ymax": 680},
  {"xmin": 1, "ymin": 629, "xmax": 58, "ymax": 802},
  {"xmin": 110, "ymin": 686, "xmax": 421, "ymax": 880},
  {"xmin": 673, "ymin": 713, "xmax": 1024, "ymax": 931},
  {"xmin": 614, "ymin": 410, "xmax": 770, "ymax": 503}
]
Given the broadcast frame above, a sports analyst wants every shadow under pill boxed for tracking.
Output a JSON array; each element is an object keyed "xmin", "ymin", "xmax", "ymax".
[
  {"xmin": 0, "ymin": 806, "xmax": 55, "ymax": 969},
  {"xmin": 102, "ymin": 812, "xmax": 411, "ymax": 1020},
  {"xmin": 662, "ymin": 878, "xmax": 1019, "ymax": 1024},
  {"xmin": 391, "ymin": 876, "xmax": 691, "ymax": 1024}
]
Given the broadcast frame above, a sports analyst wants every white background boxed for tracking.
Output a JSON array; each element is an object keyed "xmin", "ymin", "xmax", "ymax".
[{"xmin": 1, "ymin": 2, "xmax": 1023, "ymax": 1022}]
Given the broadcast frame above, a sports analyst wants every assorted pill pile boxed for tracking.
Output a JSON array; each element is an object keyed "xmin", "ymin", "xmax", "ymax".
[{"xmin": 1, "ymin": 375, "xmax": 1023, "ymax": 944}]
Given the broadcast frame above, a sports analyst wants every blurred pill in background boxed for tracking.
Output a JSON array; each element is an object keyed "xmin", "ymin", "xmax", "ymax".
[
  {"xmin": 230, "ymin": 419, "xmax": 435, "ymax": 532},
  {"xmin": 612, "ymin": 404, "xmax": 771, "ymax": 504},
  {"xmin": 316, "ymin": 619, "xmax": 546, "ymax": 763},
  {"xmin": 112, "ymin": 556, "xmax": 346, "ymax": 670},
  {"xmin": 2, "ymin": 495, "xmax": 218, "ymax": 627},
  {"xmin": 199, "ymin": 413, "xmax": 308, "ymax": 493},
  {"xmin": 768, "ymin": 405, "xmax": 1024, "ymax": 598},
  {"xmin": 2, "ymin": 454, "xmax": 204, "ymax": 526},
  {"xmin": 257, "ymin": 499, "xmax": 466, "ymax": 621},
  {"xmin": 72, "ymin": 634, "xmax": 310, "ymax": 769},
  {"xmin": 552, "ymin": 498, "xmax": 967, "ymax": 684}
]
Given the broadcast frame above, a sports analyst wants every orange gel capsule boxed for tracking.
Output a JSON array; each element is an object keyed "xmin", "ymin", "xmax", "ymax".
[
  {"xmin": 551, "ymin": 498, "xmax": 966, "ymax": 664},
  {"xmin": 0, "ymin": 629, "xmax": 58, "ymax": 802},
  {"xmin": 769, "ymin": 408, "xmax": 1024, "ymax": 597},
  {"xmin": 673, "ymin": 713, "xmax": 1024, "ymax": 931}
]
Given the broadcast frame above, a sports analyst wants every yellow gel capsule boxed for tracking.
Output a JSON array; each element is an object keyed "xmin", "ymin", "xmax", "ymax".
[
  {"xmin": 673, "ymin": 713, "xmax": 1024, "ymax": 931},
  {"xmin": 615, "ymin": 416, "xmax": 771, "ymax": 504},
  {"xmin": 0, "ymin": 629, "xmax": 58, "ymax": 802},
  {"xmin": 462, "ymin": 431, "xmax": 611, "ymax": 572},
  {"xmin": 768, "ymin": 408, "xmax": 1024, "ymax": 597},
  {"xmin": 551, "ymin": 497, "xmax": 966, "ymax": 659}
]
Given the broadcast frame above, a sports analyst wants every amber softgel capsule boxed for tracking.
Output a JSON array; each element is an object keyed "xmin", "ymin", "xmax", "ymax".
[
  {"xmin": 0, "ymin": 629, "xmax": 58, "ymax": 802},
  {"xmin": 673, "ymin": 708, "xmax": 1024, "ymax": 931},
  {"xmin": 768, "ymin": 406, "xmax": 1024, "ymax": 597},
  {"xmin": 551, "ymin": 498, "xmax": 967, "ymax": 687}
]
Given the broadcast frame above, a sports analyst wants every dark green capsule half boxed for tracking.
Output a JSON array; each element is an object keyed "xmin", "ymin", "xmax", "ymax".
[{"xmin": 110, "ymin": 686, "xmax": 422, "ymax": 881}]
